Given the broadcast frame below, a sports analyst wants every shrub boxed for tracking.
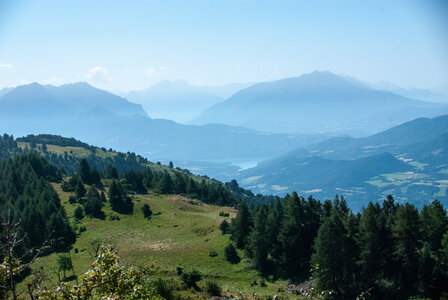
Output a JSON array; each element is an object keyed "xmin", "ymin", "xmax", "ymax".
[
  {"xmin": 68, "ymin": 196, "xmax": 77, "ymax": 204},
  {"xmin": 219, "ymin": 219, "xmax": 231, "ymax": 234},
  {"xmin": 152, "ymin": 278, "xmax": 175, "ymax": 300},
  {"xmin": 180, "ymin": 269, "xmax": 202, "ymax": 289},
  {"xmin": 205, "ymin": 281, "xmax": 221, "ymax": 296},
  {"xmin": 74, "ymin": 206, "xmax": 84, "ymax": 220},
  {"xmin": 176, "ymin": 266, "xmax": 184, "ymax": 276},
  {"xmin": 219, "ymin": 211, "xmax": 230, "ymax": 217},
  {"xmin": 225, "ymin": 244, "xmax": 240, "ymax": 264},
  {"xmin": 141, "ymin": 204, "xmax": 153, "ymax": 219},
  {"xmin": 109, "ymin": 214, "xmax": 120, "ymax": 221}
]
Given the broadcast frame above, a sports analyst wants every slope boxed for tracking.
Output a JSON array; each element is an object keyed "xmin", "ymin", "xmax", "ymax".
[{"xmin": 29, "ymin": 189, "xmax": 291, "ymax": 299}]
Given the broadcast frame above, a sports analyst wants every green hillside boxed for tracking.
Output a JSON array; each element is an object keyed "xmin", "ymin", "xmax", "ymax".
[
  {"xmin": 2, "ymin": 135, "xmax": 447, "ymax": 299},
  {"xmin": 26, "ymin": 183, "xmax": 291, "ymax": 299}
]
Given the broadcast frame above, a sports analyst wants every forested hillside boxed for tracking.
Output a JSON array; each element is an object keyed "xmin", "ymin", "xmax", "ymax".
[
  {"xmin": 230, "ymin": 194, "xmax": 448, "ymax": 299},
  {"xmin": 236, "ymin": 115, "xmax": 448, "ymax": 209},
  {"xmin": 1, "ymin": 134, "xmax": 447, "ymax": 299}
]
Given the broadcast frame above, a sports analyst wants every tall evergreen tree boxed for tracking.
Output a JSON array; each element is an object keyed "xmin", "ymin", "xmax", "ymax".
[
  {"xmin": 231, "ymin": 200, "xmax": 253, "ymax": 249},
  {"xmin": 84, "ymin": 186, "xmax": 104, "ymax": 219},
  {"xmin": 357, "ymin": 202, "xmax": 390, "ymax": 295},
  {"xmin": 393, "ymin": 203, "xmax": 420, "ymax": 297},
  {"xmin": 278, "ymin": 192, "xmax": 307, "ymax": 277},
  {"xmin": 312, "ymin": 208, "xmax": 356, "ymax": 297},
  {"xmin": 266, "ymin": 198, "xmax": 283, "ymax": 267},
  {"xmin": 78, "ymin": 159, "xmax": 91, "ymax": 184},
  {"xmin": 249, "ymin": 205, "xmax": 270, "ymax": 274}
]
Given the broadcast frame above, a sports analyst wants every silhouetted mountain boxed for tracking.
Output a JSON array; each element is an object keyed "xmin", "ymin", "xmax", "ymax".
[
  {"xmin": 0, "ymin": 82, "xmax": 148, "ymax": 118},
  {"xmin": 0, "ymin": 83, "xmax": 69, "ymax": 117},
  {"xmin": 194, "ymin": 71, "xmax": 446, "ymax": 136},
  {"xmin": 0, "ymin": 83, "xmax": 323, "ymax": 162},
  {"xmin": 126, "ymin": 80, "xmax": 223, "ymax": 123}
]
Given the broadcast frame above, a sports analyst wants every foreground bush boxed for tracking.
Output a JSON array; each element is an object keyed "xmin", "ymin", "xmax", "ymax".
[{"xmin": 39, "ymin": 246, "xmax": 161, "ymax": 299}]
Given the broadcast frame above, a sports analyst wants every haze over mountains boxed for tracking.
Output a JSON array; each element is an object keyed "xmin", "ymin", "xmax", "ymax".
[
  {"xmin": 1, "ymin": 71, "xmax": 447, "ymax": 209},
  {"xmin": 124, "ymin": 80, "xmax": 253, "ymax": 123},
  {"xmin": 194, "ymin": 71, "xmax": 447, "ymax": 136},
  {"xmin": 0, "ymin": 82, "xmax": 148, "ymax": 118},
  {"xmin": 125, "ymin": 80, "xmax": 223, "ymax": 123},
  {"xmin": 0, "ymin": 81, "xmax": 323, "ymax": 162}
]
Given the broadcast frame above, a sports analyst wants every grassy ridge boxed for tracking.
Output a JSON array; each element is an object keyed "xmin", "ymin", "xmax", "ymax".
[{"xmin": 26, "ymin": 182, "xmax": 292, "ymax": 299}]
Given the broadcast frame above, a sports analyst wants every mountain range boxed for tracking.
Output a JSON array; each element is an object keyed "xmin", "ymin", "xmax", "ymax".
[
  {"xmin": 0, "ymin": 82, "xmax": 322, "ymax": 162},
  {"xmin": 194, "ymin": 71, "xmax": 447, "ymax": 136},
  {"xmin": 0, "ymin": 82, "xmax": 148, "ymax": 118},
  {"xmin": 234, "ymin": 115, "xmax": 448, "ymax": 210}
]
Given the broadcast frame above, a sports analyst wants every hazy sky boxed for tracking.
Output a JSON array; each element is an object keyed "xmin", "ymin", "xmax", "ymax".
[{"xmin": 0, "ymin": 0, "xmax": 447, "ymax": 92}]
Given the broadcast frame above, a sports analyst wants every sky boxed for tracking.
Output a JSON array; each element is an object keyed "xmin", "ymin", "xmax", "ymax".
[{"xmin": 0, "ymin": 0, "xmax": 447, "ymax": 92}]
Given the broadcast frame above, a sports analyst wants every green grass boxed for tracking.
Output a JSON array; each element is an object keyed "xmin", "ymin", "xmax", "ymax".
[{"xmin": 22, "ymin": 183, "xmax": 294, "ymax": 299}]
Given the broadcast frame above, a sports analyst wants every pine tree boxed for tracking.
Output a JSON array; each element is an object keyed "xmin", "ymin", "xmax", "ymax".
[
  {"xmin": 266, "ymin": 198, "xmax": 283, "ymax": 267},
  {"xmin": 393, "ymin": 203, "xmax": 420, "ymax": 297},
  {"xmin": 249, "ymin": 205, "xmax": 270, "ymax": 274},
  {"xmin": 224, "ymin": 244, "xmax": 240, "ymax": 264},
  {"xmin": 109, "ymin": 180, "xmax": 123, "ymax": 212},
  {"xmin": 158, "ymin": 172, "xmax": 174, "ymax": 194},
  {"xmin": 104, "ymin": 163, "xmax": 119, "ymax": 179},
  {"xmin": 108, "ymin": 180, "xmax": 133, "ymax": 214},
  {"xmin": 84, "ymin": 186, "xmax": 103, "ymax": 218},
  {"xmin": 219, "ymin": 219, "xmax": 231, "ymax": 234},
  {"xmin": 312, "ymin": 208, "xmax": 355, "ymax": 297},
  {"xmin": 420, "ymin": 199, "xmax": 447, "ymax": 251},
  {"xmin": 357, "ymin": 202, "xmax": 389, "ymax": 293},
  {"xmin": 231, "ymin": 200, "xmax": 252, "ymax": 249},
  {"xmin": 78, "ymin": 159, "xmax": 91, "ymax": 184},
  {"xmin": 74, "ymin": 180, "xmax": 86, "ymax": 199},
  {"xmin": 278, "ymin": 192, "xmax": 307, "ymax": 277}
]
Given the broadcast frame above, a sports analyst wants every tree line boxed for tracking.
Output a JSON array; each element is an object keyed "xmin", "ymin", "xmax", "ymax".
[
  {"xmin": 0, "ymin": 154, "xmax": 75, "ymax": 258},
  {"xmin": 228, "ymin": 193, "xmax": 448, "ymax": 299}
]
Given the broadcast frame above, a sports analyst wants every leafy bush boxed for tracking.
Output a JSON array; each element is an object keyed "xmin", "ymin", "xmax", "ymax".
[
  {"xmin": 68, "ymin": 196, "xmax": 77, "ymax": 204},
  {"xmin": 151, "ymin": 277, "xmax": 175, "ymax": 300},
  {"xmin": 176, "ymin": 266, "xmax": 184, "ymax": 276},
  {"xmin": 180, "ymin": 269, "xmax": 202, "ymax": 289},
  {"xmin": 219, "ymin": 211, "xmax": 230, "ymax": 217},
  {"xmin": 40, "ymin": 246, "xmax": 156, "ymax": 299},
  {"xmin": 205, "ymin": 281, "xmax": 221, "ymax": 296},
  {"xmin": 74, "ymin": 206, "xmax": 84, "ymax": 220}
]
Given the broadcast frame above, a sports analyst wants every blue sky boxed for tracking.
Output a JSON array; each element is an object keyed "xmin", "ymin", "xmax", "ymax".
[{"xmin": 0, "ymin": 0, "xmax": 447, "ymax": 92}]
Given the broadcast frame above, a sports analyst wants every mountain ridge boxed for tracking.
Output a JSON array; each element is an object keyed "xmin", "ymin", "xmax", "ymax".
[{"xmin": 194, "ymin": 71, "xmax": 446, "ymax": 136}]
